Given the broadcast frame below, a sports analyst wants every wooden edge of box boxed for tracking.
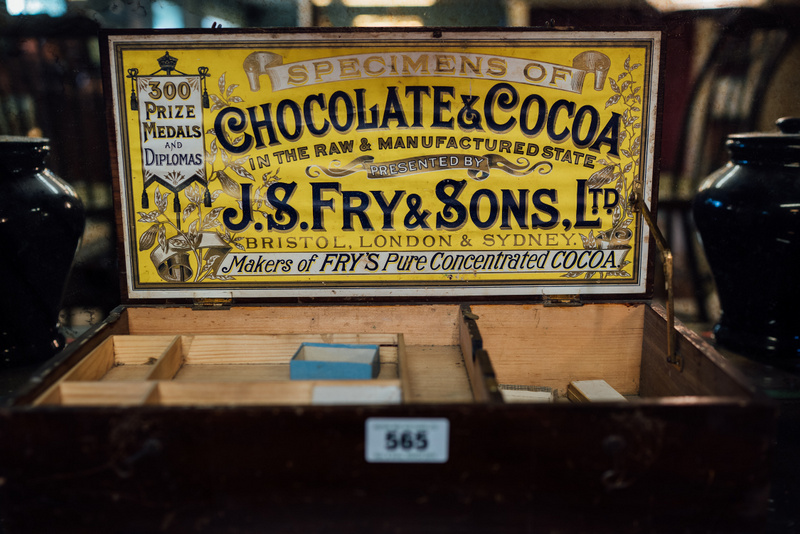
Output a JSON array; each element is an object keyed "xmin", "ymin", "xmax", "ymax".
[
  {"xmin": 641, "ymin": 303, "xmax": 769, "ymax": 401},
  {"xmin": 8, "ymin": 307, "xmax": 131, "ymax": 407}
]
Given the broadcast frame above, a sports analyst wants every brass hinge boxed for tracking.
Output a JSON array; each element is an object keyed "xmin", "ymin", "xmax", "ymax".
[
  {"xmin": 543, "ymin": 294, "xmax": 583, "ymax": 307},
  {"xmin": 192, "ymin": 297, "xmax": 233, "ymax": 310}
]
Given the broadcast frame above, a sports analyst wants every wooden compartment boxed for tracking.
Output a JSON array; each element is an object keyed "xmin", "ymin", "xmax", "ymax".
[
  {"xmin": 471, "ymin": 302, "xmax": 759, "ymax": 400},
  {"xmin": 33, "ymin": 333, "xmax": 419, "ymax": 407},
  {"xmin": 23, "ymin": 305, "xmax": 482, "ymax": 408}
]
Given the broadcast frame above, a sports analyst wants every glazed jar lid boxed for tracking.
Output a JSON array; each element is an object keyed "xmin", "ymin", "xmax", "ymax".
[
  {"xmin": 0, "ymin": 136, "xmax": 51, "ymax": 172},
  {"xmin": 726, "ymin": 117, "xmax": 800, "ymax": 164}
]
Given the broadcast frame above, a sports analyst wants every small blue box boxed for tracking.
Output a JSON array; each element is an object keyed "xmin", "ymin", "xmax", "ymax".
[{"xmin": 290, "ymin": 343, "xmax": 380, "ymax": 380}]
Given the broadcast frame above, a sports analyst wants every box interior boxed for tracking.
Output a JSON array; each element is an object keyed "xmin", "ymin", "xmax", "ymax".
[{"xmin": 29, "ymin": 302, "xmax": 753, "ymax": 407}]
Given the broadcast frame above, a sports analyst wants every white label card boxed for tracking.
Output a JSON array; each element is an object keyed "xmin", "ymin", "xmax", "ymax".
[{"xmin": 365, "ymin": 417, "xmax": 449, "ymax": 463}]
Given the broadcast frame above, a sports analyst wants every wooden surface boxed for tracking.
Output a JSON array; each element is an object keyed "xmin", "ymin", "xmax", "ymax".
[
  {"xmin": 184, "ymin": 333, "xmax": 397, "ymax": 365},
  {"xmin": 155, "ymin": 380, "xmax": 403, "ymax": 406},
  {"xmin": 639, "ymin": 305, "xmax": 758, "ymax": 398},
  {"xmin": 471, "ymin": 303, "xmax": 644, "ymax": 396},
  {"xmin": 0, "ymin": 400, "xmax": 776, "ymax": 533},
  {"xmin": 146, "ymin": 336, "xmax": 185, "ymax": 381},
  {"xmin": 173, "ymin": 363, "xmax": 291, "ymax": 382},
  {"xmin": 172, "ymin": 361, "xmax": 400, "ymax": 382},
  {"xmin": 125, "ymin": 305, "xmax": 462, "ymax": 346},
  {"xmin": 64, "ymin": 336, "xmax": 116, "ymax": 382},
  {"xmin": 403, "ymin": 345, "xmax": 473, "ymax": 403},
  {"xmin": 112, "ymin": 335, "xmax": 177, "ymax": 364},
  {"xmin": 100, "ymin": 362, "xmax": 155, "ymax": 382},
  {"xmin": 51, "ymin": 382, "xmax": 156, "ymax": 406}
]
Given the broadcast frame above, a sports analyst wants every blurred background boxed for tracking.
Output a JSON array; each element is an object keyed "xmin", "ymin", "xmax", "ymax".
[{"xmin": 1, "ymin": 0, "xmax": 799, "ymax": 337}]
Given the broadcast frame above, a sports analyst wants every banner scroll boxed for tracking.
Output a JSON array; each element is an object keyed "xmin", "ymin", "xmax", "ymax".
[
  {"xmin": 128, "ymin": 52, "xmax": 211, "ymax": 228},
  {"xmin": 306, "ymin": 154, "xmax": 553, "ymax": 181},
  {"xmin": 244, "ymin": 50, "xmax": 611, "ymax": 95}
]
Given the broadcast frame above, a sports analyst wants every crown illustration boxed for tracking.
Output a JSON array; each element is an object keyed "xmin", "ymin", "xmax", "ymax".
[{"xmin": 157, "ymin": 52, "xmax": 178, "ymax": 74}]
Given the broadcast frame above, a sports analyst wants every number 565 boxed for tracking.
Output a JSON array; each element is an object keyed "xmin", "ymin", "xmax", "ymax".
[{"xmin": 385, "ymin": 430, "xmax": 428, "ymax": 451}]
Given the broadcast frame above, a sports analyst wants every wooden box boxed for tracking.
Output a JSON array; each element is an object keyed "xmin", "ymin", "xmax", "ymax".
[{"xmin": 0, "ymin": 29, "xmax": 775, "ymax": 533}]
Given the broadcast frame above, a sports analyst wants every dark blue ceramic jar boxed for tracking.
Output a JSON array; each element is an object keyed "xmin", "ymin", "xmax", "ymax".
[
  {"xmin": 0, "ymin": 136, "xmax": 85, "ymax": 368},
  {"xmin": 693, "ymin": 118, "xmax": 800, "ymax": 360}
]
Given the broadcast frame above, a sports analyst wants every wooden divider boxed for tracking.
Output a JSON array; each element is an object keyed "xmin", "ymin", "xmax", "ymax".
[
  {"xmin": 145, "ymin": 336, "xmax": 185, "ymax": 381},
  {"xmin": 55, "ymin": 382, "xmax": 157, "ymax": 406},
  {"xmin": 64, "ymin": 336, "xmax": 116, "ymax": 382}
]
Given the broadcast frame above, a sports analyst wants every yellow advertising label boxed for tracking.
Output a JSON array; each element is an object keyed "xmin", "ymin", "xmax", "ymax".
[{"xmin": 106, "ymin": 30, "xmax": 660, "ymax": 299}]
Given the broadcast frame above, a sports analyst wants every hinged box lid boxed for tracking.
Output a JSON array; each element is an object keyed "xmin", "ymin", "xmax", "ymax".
[{"xmin": 102, "ymin": 28, "xmax": 661, "ymax": 302}]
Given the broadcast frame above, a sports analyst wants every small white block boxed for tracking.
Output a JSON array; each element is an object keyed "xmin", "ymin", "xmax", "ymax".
[
  {"xmin": 501, "ymin": 389, "xmax": 554, "ymax": 403},
  {"xmin": 568, "ymin": 380, "xmax": 627, "ymax": 402},
  {"xmin": 312, "ymin": 385, "xmax": 402, "ymax": 405}
]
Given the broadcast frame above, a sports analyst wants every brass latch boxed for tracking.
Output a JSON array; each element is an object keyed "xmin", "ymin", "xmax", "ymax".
[
  {"xmin": 630, "ymin": 192, "xmax": 682, "ymax": 371},
  {"xmin": 192, "ymin": 297, "xmax": 233, "ymax": 310},
  {"xmin": 543, "ymin": 294, "xmax": 583, "ymax": 307}
]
